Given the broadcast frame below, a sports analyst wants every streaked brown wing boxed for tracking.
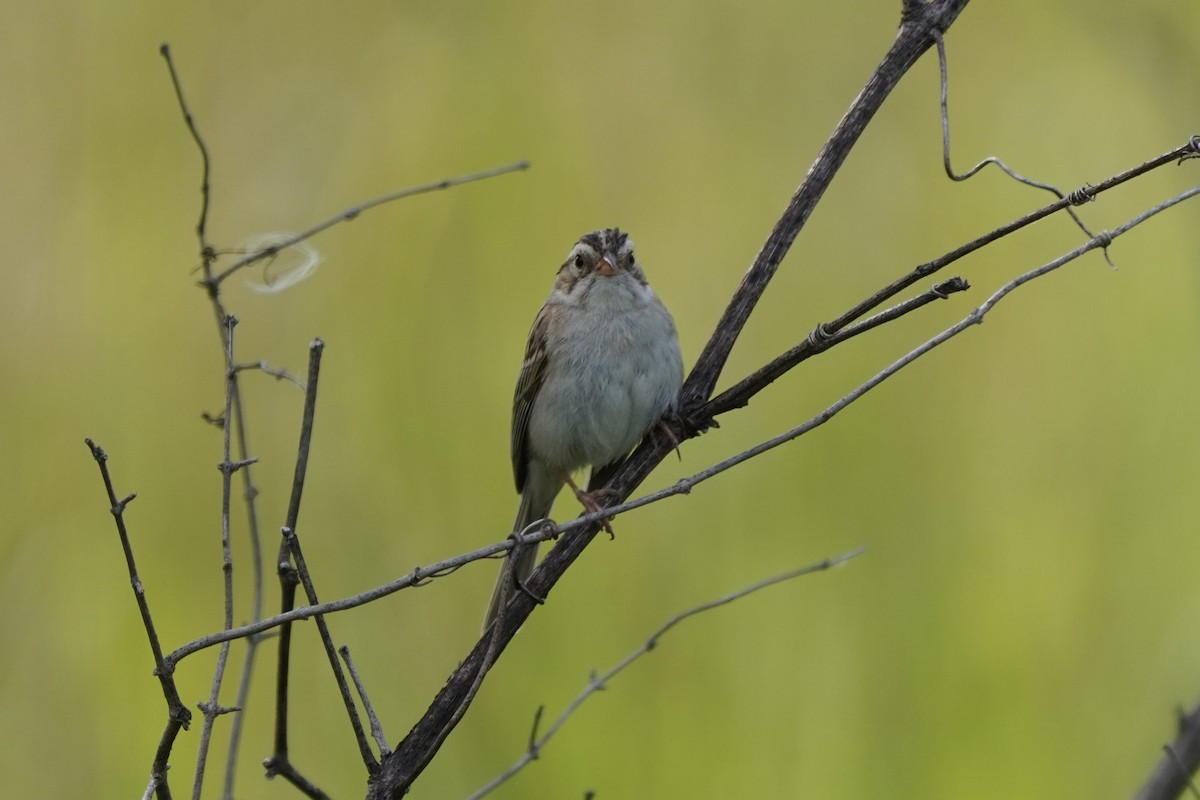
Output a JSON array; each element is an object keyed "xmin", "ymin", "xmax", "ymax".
[{"xmin": 511, "ymin": 304, "xmax": 551, "ymax": 493}]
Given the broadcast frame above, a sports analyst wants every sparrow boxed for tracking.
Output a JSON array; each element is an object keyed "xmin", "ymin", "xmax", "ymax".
[{"xmin": 483, "ymin": 228, "xmax": 684, "ymax": 630}]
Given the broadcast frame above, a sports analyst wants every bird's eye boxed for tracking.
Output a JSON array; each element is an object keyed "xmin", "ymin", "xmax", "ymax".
[
  {"xmin": 627, "ymin": 250, "xmax": 635, "ymax": 264},
  {"xmin": 573, "ymin": 254, "xmax": 584, "ymax": 268}
]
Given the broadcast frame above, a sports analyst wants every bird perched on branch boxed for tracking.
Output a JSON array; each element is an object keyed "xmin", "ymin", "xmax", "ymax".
[{"xmin": 483, "ymin": 228, "xmax": 684, "ymax": 630}]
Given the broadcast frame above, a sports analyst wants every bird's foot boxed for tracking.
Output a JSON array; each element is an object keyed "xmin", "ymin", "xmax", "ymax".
[{"xmin": 562, "ymin": 472, "xmax": 616, "ymax": 538}]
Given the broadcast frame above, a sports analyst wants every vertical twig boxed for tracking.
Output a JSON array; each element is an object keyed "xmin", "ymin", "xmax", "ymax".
[
  {"xmin": 160, "ymin": 44, "xmax": 211, "ymax": 252},
  {"xmin": 220, "ymin": 383, "xmax": 267, "ymax": 798},
  {"xmin": 192, "ymin": 315, "xmax": 255, "ymax": 799},
  {"xmin": 265, "ymin": 339, "xmax": 372, "ymax": 794},
  {"xmin": 161, "ymin": 44, "xmax": 274, "ymax": 797}
]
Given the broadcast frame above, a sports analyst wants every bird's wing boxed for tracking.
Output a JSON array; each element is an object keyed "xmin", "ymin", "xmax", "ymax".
[{"xmin": 511, "ymin": 304, "xmax": 551, "ymax": 493}]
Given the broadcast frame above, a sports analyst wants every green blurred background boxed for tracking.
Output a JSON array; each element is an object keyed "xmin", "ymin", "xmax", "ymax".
[{"xmin": 3, "ymin": 1, "xmax": 1199, "ymax": 797}]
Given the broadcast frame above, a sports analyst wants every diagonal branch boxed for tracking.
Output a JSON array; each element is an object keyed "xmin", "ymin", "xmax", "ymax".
[
  {"xmin": 264, "ymin": 339, "xmax": 358, "ymax": 797},
  {"xmin": 368, "ymin": 4, "xmax": 972, "ymax": 797},
  {"xmin": 160, "ymin": 44, "xmax": 274, "ymax": 797},
  {"xmin": 702, "ymin": 133, "xmax": 1199, "ymax": 420},
  {"xmin": 209, "ymin": 161, "xmax": 530, "ymax": 287},
  {"xmin": 86, "ymin": 439, "xmax": 191, "ymax": 800},
  {"xmin": 365, "ymin": 176, "xmax": 1199, "ymax": 800},
  {"xmin": 678, "ymin": 0, "xmax": 970, "ymax": 415}
]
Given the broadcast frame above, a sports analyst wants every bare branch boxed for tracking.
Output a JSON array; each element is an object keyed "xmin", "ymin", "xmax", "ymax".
[
  {"xmin": 191, "ymin": 314, "xmax": 243, "ymax": 800},
  {"xmin": 708, "ymin": 131, "xmax": 1199, "ymax": 420},
  {"xmin": 209, "ymin": 161, "xmax": 530, "ymax": 287},
  {"xmin": 469, "ymin": 548, "xmax": 866, "ymax": 799},
  {"xmin": 678, "ymin": 0, "xmax": 970, "ymax": 414},
  {"xmin": 340, "ymin": 646, "xmax": 391, "ymax": 758},
  {"xmin": 935, "ymin": 32, "xmax": 1113, "ymax": 267},
  {"xmin": 85, "ymin": 439, "xmax": 190, "ymax": 800},
  {"xmin": 159, "ymin": 44, "xmax": 275, "ymax": 795},
  {"xmin": 152, "ymin": 41, "xmax": 535, "ymax": 799},
  {"xmin": 234, "ymin": 360, "xmax": 307, "ymax": 390},
  {"xmin": 707, "ymin": 277, "xmax": 969, "ymax": 416},
  {"xmin": 164, "ymin": 181, "xmax": 1200, "ymax": 675},
  {"xmin": 282, "ymin": 524, "xmax": 377, "ymax": 770},
  {"xmin": 367, "ymin": 7, "xmax": 974, "ymax": 796},
  {"xmin": 265, "ymin": 760, "xmax": 333, "ymax": 800},
  {"xmin": 159, "ymin": 44, "xmax": 212, "ymax": 255},
  {"xmin": 266, "ymin": 338, "xmax": 381, "ymax": 783}
]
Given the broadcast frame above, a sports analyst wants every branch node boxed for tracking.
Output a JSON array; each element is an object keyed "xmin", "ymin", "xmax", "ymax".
[
  {"xmin": 112, "ymin": 492, "xmax": 137, "ymax": 515},
  {"xmin": 938, "ymin": 276, "xmax": 970, "ymax": 295},
  {"xmin": 409, "ymin": 566, "xmax": 433, "ymax": 588},
  {"xmin": 84, "ymin": 438, "xmax": 107, "ymax": 462},
  {"xmin": 806, "ymin": 321, "xmax": 836, "ymax": 349},
  {"xmin": 171, "ymin": 704, "xmax": 195, "ymax": 728},
  {"xmin": 218, "ymin": 456, "xmax": 260, "ymax": 475},
  {"xmin": 1066, "ymin": 183, "xmax": 1097, "ymax": 206},
  {"xmin": 197, "ymin": 701, "xmax": 242, "ymax": 717},
  {"xmin": 1179, "ymin": 134, "xmax": 1200, "ymax": 164},
  {"xmin": 527, "ymin": 706, "xmax": 545, "ymax": 756}
]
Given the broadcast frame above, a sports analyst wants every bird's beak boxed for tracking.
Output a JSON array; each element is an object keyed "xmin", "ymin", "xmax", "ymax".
[{"xmin": 596, "ymin": 252, "xmax": 617, "ymax": 277}]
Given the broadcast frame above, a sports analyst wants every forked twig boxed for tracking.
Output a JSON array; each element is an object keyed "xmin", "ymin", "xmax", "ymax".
[{"xmin": 265, "ymin": 339, "xmax": 373, "ymax": 795}]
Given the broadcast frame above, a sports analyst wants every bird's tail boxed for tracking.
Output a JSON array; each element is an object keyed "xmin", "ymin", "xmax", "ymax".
[{"xmin": 482, "ymin": 489, "xmax": 550, "ymax": 633}]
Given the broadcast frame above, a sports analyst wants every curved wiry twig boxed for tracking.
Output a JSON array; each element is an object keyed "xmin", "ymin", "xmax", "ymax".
[{"xmin": 468, "ymin": 548, "xmax": 866, "ymax": 799}]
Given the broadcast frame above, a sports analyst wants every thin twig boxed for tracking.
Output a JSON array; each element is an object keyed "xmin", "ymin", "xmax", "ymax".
[
  {"xmin": 209, "ymin": 160, "xmax": 530, "ymax": 286},
  {"xmin": 159, "ymin": 44, "xmax": 211, "ymax": 253},
  {"xmin": 468, "ymin": 548, "xmax": 865, "ymax": 799},
  {"xmin": 267, "ymin": 761, "xmax": 333, "ymax": 800},
  {"xmin": 160, "ymin": 44, "xmax": 273, "ymax": 797},
  {"xmin": 265, "ymin": 339, "xmax": 373, "ymax": 791},
  {"xmin": 154, "ymin": 41, "xmax": 533, "ymax": 798},
  {"xmin": 371, "ymin": 182, "xmax": 1200, "ymax": 799},
  {"xmin": 339, "ymin": 646, "xmax": 391, "ymax": 757},
  {"xmin": 169, "ymin": 516, "xmax": 567, "ymax": 663},
  {"xmin": 370, "ymin": 13, "xmax": 979, "ymax": 792},
  {"xmin": 166, "ymin": 182, "xmax": 1186, "ymax": 671},
  {"xmin": 192, "ymin": 314, "xmax": 242, "ymax": 800},
  {"xmin": 234, "ymin": 360, "xmax": 307, "ymax": 390},
  {"xmin": 283, "ymin": 525, "xmax": 377, "ymax": 769},
  {"xmin": 161, "ymin": 177, "xmax": 1192, "ymax": 673},
  {"xmin": 706, "ymin": 277, "xmax": 969, "ymax": 415},
  {"xmin": 677, "ymin": 0, "xmax": 971, "ymax": 415},
  {"xmin": 935, "ymin": 33, "xmax": 1101, "ymax": 248},
  {"xmin": 219, "ymin": 375, "xmax": 267, "ymax": 799},
  {"xmin": 85, "ymin": 439, "xmax": 191, "ymax": 800},
  {"xmin": 705, "ymin": 134, "xmax": 1200, "ymax": 420}
]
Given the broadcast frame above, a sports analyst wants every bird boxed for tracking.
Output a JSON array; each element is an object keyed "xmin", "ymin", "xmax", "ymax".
[{"xmin": 483, "ymin": 228, "xmax": 684, "ymax": 631}]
